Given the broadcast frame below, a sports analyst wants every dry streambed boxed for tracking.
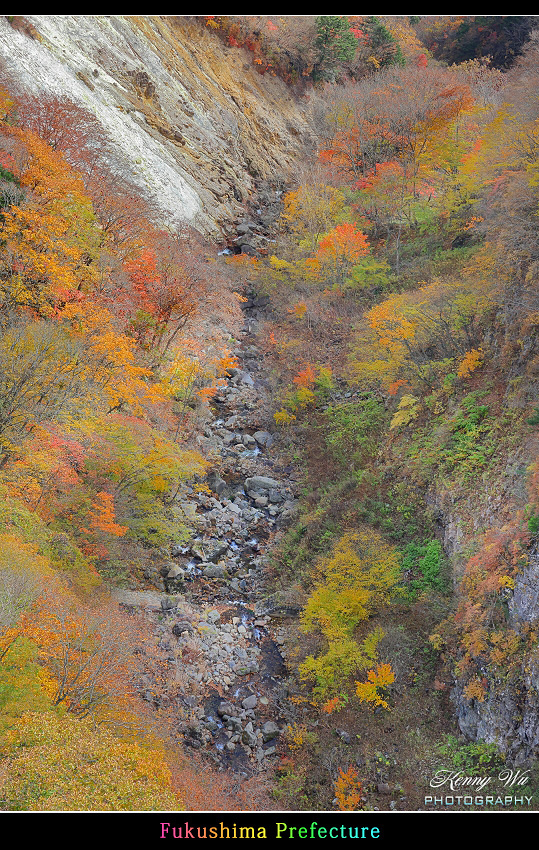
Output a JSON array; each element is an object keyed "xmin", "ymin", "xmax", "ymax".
[{"xmin": 113, "ymin": 303, "xmax": 300, "ymax": 776}]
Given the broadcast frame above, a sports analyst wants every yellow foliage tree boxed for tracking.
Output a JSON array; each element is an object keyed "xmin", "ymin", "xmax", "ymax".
[
  {"xmin": 299, "ymin": 530, "xmax": 400, "ymax": 699},
  {"xmin": 457, "ymin": 348, "xmax": 483, "ymax": 379},
  {"xmin": 0, "ymin": 127, "xmax": 101, "ymax": 320},
  {"xmin": 355, "ymin": 662, "xmax": 395, "ymax": 710},
  {"xmin": 280, "ymin": 181, "xmax": 346, "ymax": 253}
]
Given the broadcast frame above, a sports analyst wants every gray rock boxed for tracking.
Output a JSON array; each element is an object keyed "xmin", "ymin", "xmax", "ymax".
[
  {"xmin": 235, "ymin": 661, "xmax": 260, "ymax": 675},
  {"xmin": 227, "ymin": 716, "xmax": 243, "ymax": 733},
  {"xmin": 192, "ymin": 540, "xmax": 229, "ymax": 562},
  {"xmin": 203, "ymin": 564, "xmax": 227, "ymax": 579},
  {"xmin": 242, "ymin": 729, "xmax": 258, "ymax": 747},
  {"xmin": 242, "ymin": 694, "xmax": 258, "ymax": 710},
  {"xmin": 253, "ymin": 430, "xmax": 273, "ymax": 448},
  {"xmin": 160, "ymin": 595, "xmax": 180, "ymax": 611},
  {"xmin": 172, "ymin": 621, "xmax": 193, "ymax": 636},
  {"xmin": 206, "ymin": 609, "xmax": 221, "ymax": 623},
  {"xmin": 509, "ymin": 541, "xmax": 539, "ymax": 627},
  {"xmin": 113, "ymin": 589, "xmax": 164, "ymax": 610},
  {"xmin": 245, "ymin": 475, "xmax": 281, "ymax": 492},
  {"xmin": 261, "ymin": 721, "xmax": 280, "ymax": 742},
  {"xmin": 207, "ymin": 470, "xmax": 229, "ymax": 497},
  {"xmin": 336, "ymin": 729, "xmax": 351, "ymax": 744},
  {"xmin": 240, "ymin": 371, "xmax": 255, "ymax": 387}
]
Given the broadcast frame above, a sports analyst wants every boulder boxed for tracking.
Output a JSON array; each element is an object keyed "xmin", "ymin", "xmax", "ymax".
[
  {"xmin": 202, "ymin": 564, "xmax": 227, "ymax": 579},
  {"xmin": 261, "ymin": 721, "xmax": 280, "ymax": 742},
  {"xmin": 172, "ymin": 621, "xmax": 193, "ymax": 636},
  {"xmin": 242, "ymin": 729, "xmax": 258, "ymax": 747},
  {"xmin": 207, "ymin": 470, "xmax": 229, "ymax": 497},
  {"xmin": 253, "ymin": 430, "xmax": 273, "ymax": 448},
  {"xmin": 244, "ymin": 475, "xmax": 281, "ymax": 492}
]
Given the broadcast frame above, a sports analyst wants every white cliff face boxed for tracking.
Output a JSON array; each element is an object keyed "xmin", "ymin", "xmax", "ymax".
[
  {"xmin": 0, "ymin": 16, "xmax": 202, "ymax": 229},
  {"xmin": 0, "ymin": 16, "xmax": 313, "ymax": 236}
]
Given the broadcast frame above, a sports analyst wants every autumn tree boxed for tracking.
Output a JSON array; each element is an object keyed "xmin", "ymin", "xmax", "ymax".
[
  {"xmin": 13, "ymin": 92, "xmax": 113, "ymax": 179},
  {"xmin": 320, "ymin": 64, "xmax": 474, "ymax": 189},
  {"xmin": 334, "ymin": 766, "xmax": 365, "ymax": 810},
  {"xmin": 349, "ymin": 276, "xmax": 495, "ymax": 394},
  {"xmin": 299, "ymin": 530, "xmax": 400, "ymax": 699},
  {"xmin": 0, "ymin": 126, "xmax": 102, "ymax": 322},
  {"xmin": 85, "ymin": 170, "xmax": 158, "ymax": 261},
  {"xmin": 0, "ymin": 308, "xmax": 163, "ymax": 455},
  {"xmin": 0, "ymin": 533, "xmax": 53, "ymax": 658},
  {"xmin": 415, "ymin": 15, "xmax": 538, "ymax": 70},
  {"xmin": 122, "ymin": 231, "xmax": 202, "ymax": 362},
  {"xmin": 22, "ymin": 593, "xmax": 153, "ymax": 722},
  {"xmin": 314, "ymin": 222, "xmax": 370, "ymax": 287},
  {"xmin": 68, "ymin": 413, "xmax": 207, "ymax": 549},
  {"xmin": 279, "ymin": 173, "xmax": 346, "ymax": 254}
]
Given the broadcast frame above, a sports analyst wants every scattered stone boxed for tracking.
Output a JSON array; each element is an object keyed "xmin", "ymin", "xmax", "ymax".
[
  {"xmin": 253, "ymin": 430, "xmax": 273, "ymax": 448},
  {"xmin": 336, "ymin": 729, "xmax": 351, "ymax": 745},
  {"xmin": 172, "ymin": 621, "xmax": 193, "ymax": 636},
  {"xmin": 245, "ymin": 475, "xmax": 281, "ymax": 492},
  {"xmin": 202, "ymin": 564, "xmax": 227, "ymax": 579},
  {"xmin": 261, "ymin": 721, "xmax": 280, "ymax": 742},
  {"xmin": 160, "ymin": 595, "xmax": 180, "ymax": 611},
  {"xmin": 206, "ymin": 609, "xmax": 221, "ymax": 623}
]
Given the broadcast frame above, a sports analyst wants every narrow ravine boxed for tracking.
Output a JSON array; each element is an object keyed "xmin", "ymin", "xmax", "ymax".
[{"xmin": 112, "ymin": 277, "xmax": 300, "ymax": 781}]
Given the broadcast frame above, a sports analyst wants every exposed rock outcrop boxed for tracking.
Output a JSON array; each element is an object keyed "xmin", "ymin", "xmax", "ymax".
[
  {"xmin": 0, "ymin": 15, "xmax": 315, "ymax": 236},
  {"xmin": 431, "ymin": 445, "xmax": 539, "ymax": 765}
]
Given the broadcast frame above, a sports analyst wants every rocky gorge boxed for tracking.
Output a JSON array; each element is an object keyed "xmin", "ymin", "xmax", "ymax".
[{"xmin": 112, "ymin": 281, "xmax": 301, "ymax": 778}]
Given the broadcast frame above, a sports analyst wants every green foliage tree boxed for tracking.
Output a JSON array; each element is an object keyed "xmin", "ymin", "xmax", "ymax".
[{"xmin": 314, "ymin": 16, "xmax": 358, "ymax": 81}]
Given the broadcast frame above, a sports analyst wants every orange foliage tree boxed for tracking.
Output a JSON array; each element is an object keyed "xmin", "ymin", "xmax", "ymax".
[
  {"xmin": 0, "ymin": 126, "xmax": 101, "ymax": 321},
  {"xmin": 334, "ymin": 766, "xmax": 365, "ymax": 810},
  {"xmin": 122, "ymin": 232, "xmax": 202, "ymax": 362},
  {"xmin": 314, "ymin": 222, "xmax": 370, "ymax": 286},
  {"xmin": 23, "ymin": 593, "xmax": 154, "ymax": 721}
]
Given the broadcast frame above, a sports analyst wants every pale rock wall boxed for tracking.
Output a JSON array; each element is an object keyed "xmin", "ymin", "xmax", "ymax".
[{"xmin": 0, "ymin": 15, "xmax": 314, "ymax": 236}]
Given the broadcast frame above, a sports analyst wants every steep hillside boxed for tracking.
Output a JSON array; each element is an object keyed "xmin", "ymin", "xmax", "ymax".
[
  {"xmin": 3, "ymin": 13, "xmax": 539, "ymax": 821},
  {"xmin": 0, "ymin": 15, "xmax": 314, "ymax": 236}
]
